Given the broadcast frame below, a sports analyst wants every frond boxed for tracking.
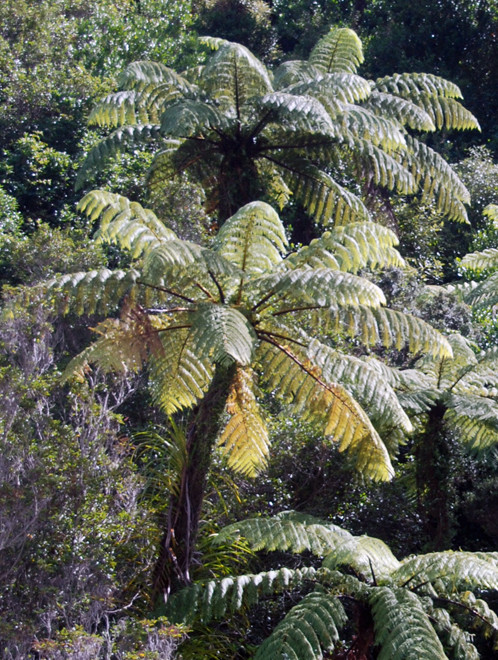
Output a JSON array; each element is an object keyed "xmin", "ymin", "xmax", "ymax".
[
  {"xmin": 117, "ymin": 60, "xmax": 195, "ymax": 94},
  {"xmin": 260, "ymin": 92, "xmax": 339, "ymax": 137},
  {"xmin": 392, "ymin": 551, "xmax": 498, "ymax": 594},
  {"xmin": 322, "ymin": 534, "xmax": 401, "ymax": 582},
  {"xmin": 214, "ymin": 201, "xmax": 287, "ymax": 274},
  {"xmin": 257, "ymin": 341, "xmax": 393, "ymax": 480},
  {"xmin": 273, "ymin": 60, "xmax": 324, "ymax": 89},
  {"xmin": 308, "ymin": 339, "xmax": 413, "ymax": 435},
  {"xmin": 160, "ymin": 100, "xmax": 235, "ymax": 137},
  {"xmin": 329, "ymin": 305, "xmax": 452, "ymax": 358},
  {"xmin": 285, "ymin": 73, "xmax": 371, "ymax": 105},
  {"xmin": 78, "ymin": 190, "xmax": 176, "ymax": 258},
  {"xmin": 415, "ymin": 333, "xmax": 477, "ymax": 389},
  {"xmin": 484, "ymin": 203, "xmax": 498, "ymax": 225},
  {"xmin": 272, "ymin": 157, "xmax": 371, "ymax": 226},
  {"xmin": 352, "ymin": 138, "xmax": 417, "ymax": 194},
  {"xmin": 200, "ymin": 40, "xmax": 273, "ymax": 111},
  {"xmin": 148, "ymin": 326, "xmax": 214, "ymax": 414},
  {"xmin": 344, "ymin": 105, "xmax": 407, "ymax": 152},
  {"xmin": 461, "ymin": 247, "xmax": 498, "ymax": 272},
  {"xmin": 309, "ymin": 27, "xmax": 364, "ymax": 74},
  {"xmin": 364, "ymin": 91, "xmax": 435, "ymax": 131},
  {"xmin": 286, "ymin": 223, "xmax": 404, "ymax": 272},
  {"xmin": 166, "ymin": 565, "xmax": 319, "ymax": 625},
  {"xmin": 217, "ymin": 366, "xmax": 269, "ymax": 476},
  {"xmin": 463, "ymin": 272, "xmax": 498, "ymax": 308},
  {"xmin": 254, "ymin": 590, "xmax": 347, "ymax": 660},
  {"xmin": 431, "ymin": 608, "xmax": 480, "ymax": 660},
  {"xmin": 416, "ymin": 94, "xmax": 481, "ymax": 132},
  {"xmin": 87, "ymin": 90, "xmax": 140, "ymax": 127},
  {"xmin": 450, "ymin": 591, "xmax": 498, "ymax": 652},
  {"xmin": 76, "ymin": 125, "xmax": 163, "ymax": 190},
  {"xmin": 147, "ymin": 138, "xmax": 219, "ymax": 192},
  {"xmin": 370, "ymin": 587, "xmax": 447, "ymax": 659},
  {"xmin": 216, "ymin": 511, "xmax": 352, "ymax": 556},
  {"xmin": 445, "ymin": 394, "xmax": 498, "ymax": 453},
  {"xmin": 190, "ymin": 303, "xmax": 257, "ymax": 366},
  {"xmin": 374, "ymin": 72, "xmax": 463, "ymax": 100}
]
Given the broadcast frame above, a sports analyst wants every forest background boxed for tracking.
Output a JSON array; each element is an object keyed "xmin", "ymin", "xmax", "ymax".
[{"xmin": 0, "ymin": 1, "xmax": 498, "ymax": 658}]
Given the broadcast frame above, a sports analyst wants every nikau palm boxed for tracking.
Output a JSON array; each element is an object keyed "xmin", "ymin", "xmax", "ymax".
[
  {"xmin": 54, "ymin": 192, "xmax": 451, "ymax": 598},
  {"xmin": 79, "ymin": 27, "xmax": 479, "ymax": 227},
  {"xmin": 167, "ymin": 511, "xmax": 498, "ymax": 659}
]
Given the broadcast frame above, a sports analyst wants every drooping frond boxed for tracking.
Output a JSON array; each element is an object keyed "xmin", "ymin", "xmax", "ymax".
[
  {"xmin": 273, "ymin": 60, "xmax": 324, "ymax": 89},
  {"xmin": 286, "ymin": 223, "xmax": 404, "ymax": 272},
  {"xmin": 166, "ymin": 566, "xmax": 319, "ymax": 625},
  {"xmin": 352, "ymin": 138, "xmax": 417, "ymax": 194},
  {"xmin": 217, "ymin": 366, "xmax": 269, "ymax": 476},
  {"xmin": 308, "ymin": 339, "xmax": 412, "ymax": 435},
  {"xmin": 392, "ymin": 551, "xmax": 498, "ymax": 594},
  {"xmin": 430, "ymin": 608, "xmax": 480, "ymax": 660},
  {"xmin": 364, "ymin": 91, "xmax": 435, "ymax": 131},
  {"xmin": 87, "ymin": 90, "xmax": 141, "ymax": 127},
  {"xmin": 461, "ymin": 247, "xmax": 498, "ymax": 272},
  {"xmin": 374, "ymin": 72, "xmax": 463, "ymax": 100},
  {"xmin": 216, "ymin": 511, "xmax": 352, "ymax": 556},
  {"xmin": 148, "ymin": 325, "xmax": 214, "ymax": 415},
  {"xmin": 416, "ymin": 94, "xmax": 481, "ymax": 132},
  {"xmin": 484, "ymin": 203, "xmax": 498, "ymax": 224},
  {"xmin": 329, "ymin": 305, "xmax": 452, "ymax": 358},
  {"xmin": 370, "ymin": 587, "xmax": 447, "ymax": 660},
  {"xmin": 286, "ymin": 73, "xmax": 371, "ymax": 106},
  {"xmin": 160, "ymin": 100, "xmax": 235, "ymax": 137},
  {"xmin": 343, "ymin": 105, "xmax": 407, "ymax": 152},
  {"xmin": 462, "ymin": 271, "xmax": 498, "ymax": 308},
  {"xmin": 254, "ymin": 590, "xmax": 347, "ymax": 660},
  {"xmin": 117, "ymin": 60, "xmax": 195, "ymax": 94},
  {"xmin": 214, "ymin": 201, "xmax": 287, "ymax": 274},
  {"xmin": 76, "ymin": 125, "xmax": 163, "ymax": 190},
  {"xmin": 189, "ymin": 303, "xmax": 257, "ymax": 366},
  {"xmin": 260, "ymin": 92, "xmax": 339, "ymax": 137},
  {"xmin": 322, "ymin": 534, "xmax": 401, "ymax": 582},
  {"xmin": 78, "ymin": 190, "xmax": 176, "ymax": 257},
  {"xmin": 257, "ymin": 341, "xmax": 393, "ymax": 480},
  {"xmin": 309, "ymin": 27, "xmax": 364, "ymax": 74},
  {"xmin": 415, "ymin": 333, "xmax": 477, "ymax": 389},
  {"xmin": 445, "ymin": 394, "xmax": 498, "ymax": 453},
  {"xmin": 449, "ymin": 591, "xmax": 498, "ymax": 652}
]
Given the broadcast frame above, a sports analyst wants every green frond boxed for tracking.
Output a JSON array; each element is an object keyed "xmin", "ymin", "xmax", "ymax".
[
  {"xmin": 446, "ymin": 395, "xmax": 498, "ymax": 452},
  {"xmin": 190, "ymin": 303, "xmax": 257, "ymax": 366},
  {"xmin": 287, "ymin": 222, "xmax": 404, "ymax": 272},
  {"xmin": 88, "ymin": 90, "xmax": 140, "ymax": 127},
  {"xmin": 323, "ymin": 534, "xmax": 401, "ymax": 582},
  {"xmin": 254, "ymin": 590, "xmax": 347, "ymax": 660},
  {"xmin": 117, "ymin": 60, "xmax": 195, "ymax": 94},
  {"xmin": 198, "ymin": 35, "xmax": 230, "ymax": 51},
  {"xmin": 416, "ymin": 333, "xmax": 477, "ymax": 389},
  {"xmin": 463, "ymin": 272, "xmax": 498, "ymax": 308},
  {"xmin": 160, "ymin": 100, "xmax": 235, "ymax": 138},
  {"xmin": 148, "ymin": 325, "xmax": 214, "ymax": 414},
  {"xmin": 461, "ymin": 247, "xmax": 498, "ymax": 272},
  {"xmin": 484, "ymin": 203, "xmax": 498, "ymax": 225},
  {"xmin": 214, "ymin": 201, "xmax": 287, "ymax": 274},
  {"xmin": 257, "ymin": 342, "xmax": 393, "ymax": 480},
  {"xmin": 147, "ymin": 139, "xmax": 219, "ymax": 192},
  {"xmin": 273, "ymin": 60, "xmax": 323, "ymax": 89},
  {"xmin": 78, "ymin": 190, "xmax": 176, "ymax": 257},
  {"xmin": 308, "ymin": 339, "xmax": 413, "ymax": 435},
  {"xmin": 374, "ymin": 72, "xmax": 463, "ymax": 100},
  {"xmin": 166, "ymin": 565, "xmax": 319, "ymax": 625},
  {"xmin": 370, "ymin": 587, "xmax": 447, "ymax": 659},
  {"xmin": 392, "ymin": 551, "xmax": 498, "ymax": 594},
  {"xmin": 260, "ymin": 92, "xmax": 338, "ymax": 137},
  {"xmin": 416, "ymin": 94, "xmax": 480, "ymax": 132},
  {"xmin": 309, "ymin": 27, "xmax": 364, "ymax": 74},
  {"xmin": 274, "ymin": 157, "xmax": 371, "ymax": 226},
  {"xmin": 216, "ymin": 511, "xmax": 352, "ymax": 556},
  {"xmin": 330, "ymin": 305, "xmax": 452, "ymax": 358},
  {"xmin": 450, "ymin": 591, "xmax": 498, "ymax": 652},
  {"xmin": 76, "ymin": 125, "xmax": 163, "ymax": 190},
  {"xmin": 218, "ymin": 366, "xmax": 269, "ymax": 476},
  {"xmin": 286, "ymin": 72, "xmax": 371, "ymax": 105},
  {"xmin": 344, "ymin": 106, "xmax": 407, "ymax": 152},
  {"xmin": 364, "ymin": 91, "xmax": 436, "ymax": 131},
  {"xmin": 431, "ymin": 608, "xmax": 480, "ymax": 660},
  {"xmin": 200, "ymin": 41, "xmax": 273, "ymax": 110},
  {"xmin": 352, "ymin": 139, "xmax": 417, "ymax": 194}
]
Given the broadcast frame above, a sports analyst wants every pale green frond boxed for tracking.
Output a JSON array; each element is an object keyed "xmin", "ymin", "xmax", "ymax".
[
  {"xmin": 393, "ymin": 551, "xmax": 498, "ymax": 593},
  {"xmin": 370, "ymin": 587, "xmax": 447, "ymax": 660},
  {"xmin": 117, "ymin": 60, "xmax": 195, "ymax": 94},
  {"xmin": 352, "ymin": 139, "xmax": 417, "ymax": 194},
  {"xmin": 309, "ymin": 27, "xmax": 364, "ymax": 74},
  {"xmin": 257, "ymin": 341, "xmax": 393, "ymax": 480},
  {"xmin": 374, "ymin": 72, "xmax": 463, "ymax": 100},
  {"xmin": 160, "ymin": 100, "xmax": 235, "ymax": 138},
  {"xmin": 218, "ymin": 366, "xmax": 269, "ymax": 476},
  {"xmin": 431, "ymin": 608, "xmax": 480, "ymax": 660},
  {"xmin": 284, "ymin": 73, "xmax": 371, "ymax": 108},
  {"xmin": 216, "ymin": 511, "xmax": 352, "ymax": 556},
  {"xmin": 78, "ymin": 190, "xmax": 176, "ymax": 257},
  {"xmin": 451, "ymin": 592, "xmax": 498, "ymax": 652},
  {"xmin": 484, "ymin": 203, "xmax": 498, "ymax": 225},
  {"xmin": 329, "ymin": 305, "xmax": 452, "ymax": 358},
  {"xmin": 416, "ymin": 94, "xmax": 480, "ymax": 132},
  {"xmin": 190, "ymin": 303, "xmax": 257, "ymax": 366},
  {"xmin": 446, "ymin": 395, "xmax": 498, "ymax": 452},
  {"xmin": 273, "ymin": 60, "xmax": 324, "ymax": 89},
  {"xmin": 274, "ymin": 157, "xmax": 371, "ymax": 226},
  {"xmin": 461, "ymin": 247, "xmax": 498, "ymax": 272},
  {"xmin": 214, "ymin": 201, "xmax": 287, "ymax": 274},
  {"xmin": 88, "ymin": 90, "xmax": 140, "ymax": 127},
  {"xmin": 198, "ymin": 35, "xmax": 230, "ymax": 50},
  {"xmin": 76, "ymin": 125, "xmax": 163, "ymax": 190},
  {"xmin": 344, "ymin": 106, "xmax": 407, "ymax": 151},
  {"xmin": 147, "ymin": 139, "xmax": 218, "ymax": 193},
  {"xmin": 287, "ymin": 223, "xmax": 404, "ymax": 273},
  {"xmin": 148, "ymin": 326, "xmax": 214, "ymax": 415},
  {"xmin": 260, "ymin": 92, "xmax": 338, "ymax": 137},
  {"xmin": 323, "ymin": 535, "xmax": 401, "ymax": 582},
  {"xmin": 463, "ymin": 272, "xmax": 498, "ymax": 308},
  {"xmin": 254, "ymin": 590, "xmax": 347, "ymax": 660},
  {"xmin": 364, "ymin": 91, "xmax": 436, "ymax": 131},
  {"xmin": 416, "ymin": 333, "xmax": 477, "ymax": 389},
  {"xmin": 200, "ymin": 40, "xmax": 273, "ymax": 110},
  {"xmin": 166, "ymin": 566, "xmax": 318, "ymax": 625},
  {"xmin": 308, "ymin": 339, "xmax": 412, "ymax": 435}
]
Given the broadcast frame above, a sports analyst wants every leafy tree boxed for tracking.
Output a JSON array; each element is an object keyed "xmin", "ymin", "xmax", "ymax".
[
  {"xmin": 49, "ymin": 192, "xmax": 451, "ymax": 598},
  {"xmin": 79, "ymin": 27, "xmax": 478, "ymax": 234},
  {"xmin": 167, "ymin": 511, "xmax": 498, "ymax": 659}
]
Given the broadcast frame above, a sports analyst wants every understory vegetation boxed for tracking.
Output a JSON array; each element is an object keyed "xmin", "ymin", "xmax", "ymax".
[{"xmin": 0, "ymin": 1, "xmax": 497, "ymax": 658}]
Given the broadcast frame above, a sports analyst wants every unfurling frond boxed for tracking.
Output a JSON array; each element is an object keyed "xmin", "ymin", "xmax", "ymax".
[
  {"xmin": 78, "ymin": 190, "xmax": 176, "ymax": 257},
  {"xmin": 309, "ymin": 27, "xmax": 364, "ymax": 74},
  {"xmin": 214, "ymin": 202, "xmax": 287, "ymax": 274},
  {"xmin": 329, "ymin": 306, "xmax": 452, "ymax": 358},
  {"xmin": 257, "ymin": 341, "xmax": 393, "ymax": 480},
  {"xmin": 254, "ymin": 590, "xmax": 346, "ymax": 660},
  {"xmin": 218, "ymin": 366, "xmax": 269, "ymax": 476},
  {"xmin": 370, "ymin": 587, "xmax": 447, "ymax": 660}
]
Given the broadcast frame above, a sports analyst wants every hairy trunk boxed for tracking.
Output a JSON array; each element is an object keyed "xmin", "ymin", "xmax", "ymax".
[{"xmin": 153, "ymin": 363, "xmax": 236, "ymax": 603}]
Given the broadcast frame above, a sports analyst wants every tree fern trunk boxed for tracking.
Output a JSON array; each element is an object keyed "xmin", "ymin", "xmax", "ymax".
[{"xmin": 153, "ymin": 363, "xmax": 236, "ymax": 603}]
